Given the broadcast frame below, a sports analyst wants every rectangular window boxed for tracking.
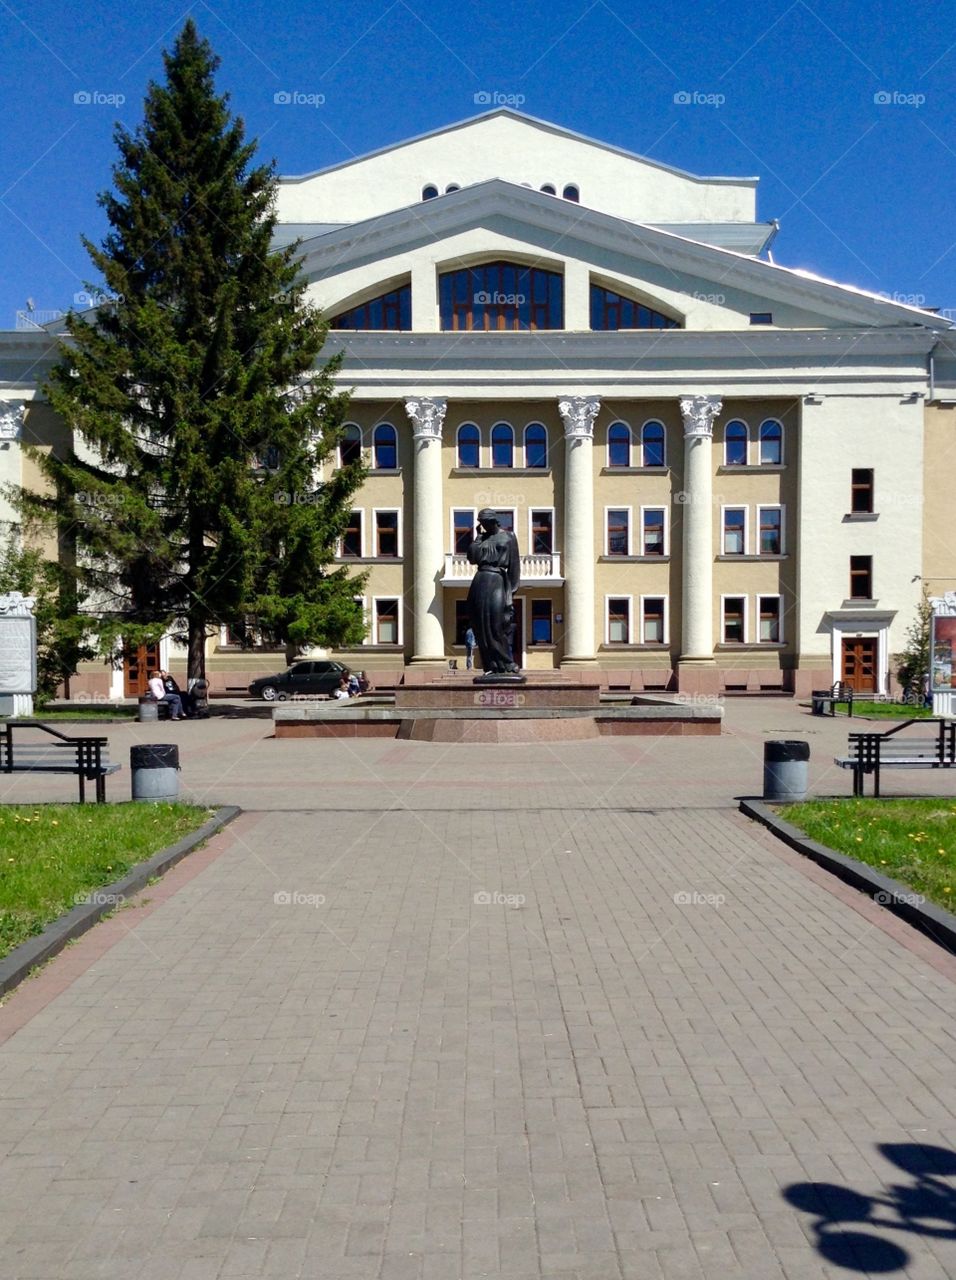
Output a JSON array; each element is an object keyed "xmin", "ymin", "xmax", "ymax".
[
  {"xmin": 758, "ymin": 596, "xmax": 782, "ymax": 642},
  {"xmin": 530, "ymin": 599, "xmax": 553, "ymax": 645},
  {"xmin": 758, "ymin": 506, "xmax": 783, "ymax": 555},
  {"xmin": 642, "ymin": 507, "xmax": 666, "ymax": 556},
  {"xmin": 723, "ymin": 596, "xmax": 746, "ymax": 643},
  {"xmin": 530, "ymin": 509, "xmax": 553, "ymax": 555},
  {"xmin": 342, "ymin": 510, "xmax": 363, "ymax": 558},
  {"xmin": 496, "ymin": 509, "xmax": 516, "ymax": 536},
  {"xmin": 607, "ymin": 597, "xmax": 630, "ymax": 643},
  {"xmin": 607, "ymin": 508, "xmax": 630, "ymax": 556},
  {"xmin": 375, "ymin": 510, "xmax": 399, "ymax": 557},
  {"xmin": 851, "ymin": 468, "xmax": 874, "ymax": 514},
  {"xmin": 723, "ymin": 507, "xmax": 747, "ymax": 555},
  {"xmin": 750, "ymin": 312, "xmax": 773, "ymax": 325},
  {"xmin": 642, "ymin": 597, "xmax": 666, "ymax": 644},
  {"xmin": 850, "ymin": 555, "xmax": 873, "ymax": 599},
  {"xmin": 453, "ymin": 509, "xmax": 474, "ymax": 554},
  {"xmin": 375, "ymin": 598, "xmax": 399, "ymax": 644}
]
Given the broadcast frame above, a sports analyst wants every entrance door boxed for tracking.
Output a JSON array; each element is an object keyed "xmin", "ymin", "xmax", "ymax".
[
  {"xmin": 841, "ymin": 637, "xmax": 877, "ymax": 693},
  {"xmin": 123, "ymin": 643, "xmax": 161, "ymax": 697}
]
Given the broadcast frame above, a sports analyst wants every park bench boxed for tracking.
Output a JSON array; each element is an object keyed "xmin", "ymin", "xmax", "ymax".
[
  {"xmin": 835, "ymin": 718, "xmax": 956, "ymax": 797},
  {"xmin": 811, "ymin": 681, "xmax": 854, "ymax": 716},
  {"xmin": 0, "ymin": 721, "xmax": 121, "ymax": 803}
]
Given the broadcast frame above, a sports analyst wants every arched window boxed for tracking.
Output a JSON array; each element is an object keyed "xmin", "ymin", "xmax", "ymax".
[
  {"xmin": 541, "ymin": 183, "xmax": 556, "ymax": 195},
  {"xmin": 563, "ymin": 184, "xmax": 580, "ymax": 202},
  {"xmin": 641, "ymin": 421, "xmax": 666, "ymax": 468},
  {"xmin": 439, "ymin": 261, "xmax": 563, "ymax": 331},
  {"xmin": 445, "ymin": 183, "xmax": 460, "ymax": 193},
  {"xmin": 422, "ymin": 184, "xmax": 438, "ymax": 200},
  {"xmin": 725, "ymin": 420, "xmax": 748, "ymax": 466},
  {"xmin": 590, "ymin": 283, "xmax": 681, "ymax": 331},
  {"xmin": 759, "ymin": 419, "xmax": 783, "ymax": 465},
  {"xmin": 331, "ymin": 284, "xmax": 411, "ymax": 331},
  {"xmin": 457, "ymin": 423, "xmax": 480, "ymax": 469},
  {"xmin": 340, "ymin": 424, "xmax": 362, "ymax": 467},
  {"xmin": 608, "ymin": 422, "xmax": 631, "ymax": 468},
  {"xmin": 373, "ymin": 423, "xmax": 398, "ymax": 470},
  {"xmin": 524, "ymin": 423, "xmax": 548, "ymax": 469},
  {"xmin": 491, "ymin": 423, "xmax": 514, "ymax": 468}
]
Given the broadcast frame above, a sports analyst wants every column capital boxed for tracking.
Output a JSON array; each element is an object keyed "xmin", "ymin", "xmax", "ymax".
[
  {"xmin": 680, "ymin": 395, "xmax": 722, "ymax": 439},
  {"xmin": 0, "ymin": 401, "xmax": 25, "ymax": 441},
  {"xmin": 405, "ymin": 396, "xmax": 447, "ymax": 441},
  {"xmin": 558, "ymin": 395, "xmax": 600, "ymax": 441}
]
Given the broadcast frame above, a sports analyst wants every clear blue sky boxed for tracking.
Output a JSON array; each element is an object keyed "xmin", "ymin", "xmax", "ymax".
[{"xmin": 2, "ymin": 0, "xmax": 954, "ymax": 322}]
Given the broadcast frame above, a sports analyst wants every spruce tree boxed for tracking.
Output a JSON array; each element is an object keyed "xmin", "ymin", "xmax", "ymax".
[{"xmin": 17, "ymin": 19, "xmax": 366, "ymax": 681}]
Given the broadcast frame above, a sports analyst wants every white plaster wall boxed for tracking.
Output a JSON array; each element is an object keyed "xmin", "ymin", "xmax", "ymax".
[{"xmin": 277, "ymin": 114, "xmax": 756, "ymax": 226}]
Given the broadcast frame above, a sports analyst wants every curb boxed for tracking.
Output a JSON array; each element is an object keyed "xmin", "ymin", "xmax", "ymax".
[
  {"xmin": 0, "ymin": 805, "xmax": 241, "ymax": 999},
  {"xmin": 740, "ymin": 798, "xmax": 956, "ymax": 956}
]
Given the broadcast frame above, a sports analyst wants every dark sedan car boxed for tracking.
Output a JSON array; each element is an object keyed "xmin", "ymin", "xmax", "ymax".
[{"xmin": 248, "ymin": 660, "xmax": 348, "ymax": 701}]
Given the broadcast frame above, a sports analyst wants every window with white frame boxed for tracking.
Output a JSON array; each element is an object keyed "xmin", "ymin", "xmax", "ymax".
[
  {"xmin": 722, "ymin": 596, "xmax": 747, "ymax": 643},
  {"xmin": 452, "ymin": 508, "xmax": 476, "ymax": 554},
  {"xmin": 530, "ymin": 599, "xmax": 553, "ymax": 644},
  {"xmin": 607, "ymin": 422, "xmax": 631, "ymax": 468},
  {"xmin": 722, "ymin": 507, "xmax": 747, "ymax": 555},
  {"xmin": 758, "ymin": 595, "xmax": 782, "ymax": 642},
  {"xmin": 495, "ymin": 509, "xmax": 516, "ymax": 536},
  {"xmin": 759, "ymin": 419, "xmax": 783, "ymax": 465},
  {"xmin": 724, "ymin": 420, "xmax": 748, "ymax": 466},
  {"xmin": 491, "ymin": 422, "xmax": 514, "ymax": 468},
  {"xmin": 641, "ymin": 420, "xmax": 666, "ymax": 468},
  {"xmin": 606, "ymin": 596, "xmax": 631, "ymax": 643},
  {"xmin": 373, "ymin": 423, "xmax": 398, "ymax": 469},
  {"xmin": 340, "ymin": 424, "xmax": 362, "ymax": 467},
  {"xmin": 641, "ymin": 596, "xmax": 667, "ymax": 644},
  {"xmin": 606, "ymin": 507, "xmax": 630, "ymax": 556},
  {"xmin": 342, "ymin": 510, "xmax": 363, "ymax": 558},
  {"xmin": 457, "ymin": 424, "xmax": 480, "ymax": 469},
  {"xmin": 524, "ymin": 423, "xmax": 548, "ymax": 469},
  {"xmin": 374, "ymin": 598, "xmax": 401, "ymax": 644},
  {"xmin": 530, "ymin": 509, "xmax": 554, "ymax": 555},
  {"xmin": 374, "ymin": 509, "xmax": 401, "ymax": 558},
  {"xmin": 641, "ymin": 507, "xmax": 666, "ymax": 556},
  {"xmin": 757, "ymin": 505, "xmax": 783, "ymax": 555}
]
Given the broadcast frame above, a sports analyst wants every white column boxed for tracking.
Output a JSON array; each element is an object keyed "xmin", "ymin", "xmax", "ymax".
[
  {"xmin": 405, "ymin": 397, "xmax": 447, "ymax": 663},
  {"xmin": 678, "ymin": 395, "xmax": 721, "ymax": 686},
  {"xmin": 558, "ymin": 395, "xmax": 600, "ymax": 664}
]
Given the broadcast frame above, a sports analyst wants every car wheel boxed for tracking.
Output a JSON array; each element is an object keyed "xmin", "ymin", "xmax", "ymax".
[{"xmin": 260, "ymin": 686, "xmax": 278, "ymax": 702}]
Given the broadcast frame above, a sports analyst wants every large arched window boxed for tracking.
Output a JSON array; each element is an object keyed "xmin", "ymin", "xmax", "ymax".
[
  {"xmin": 331, "ymin": 284, "xmax": 411, "ymax": 331},
  {"xmin": 491, "ymin": 423, "xmax": 514, "ymax": 468},
  {"xmin": 457, "ymin": 424, "xmax": 480, "ymax": 469},
  {"xmin": 759, "ymin": 419, "xmax": 783, "ymax": 465},
  {"xmin": 607, "ymin": 422, "xmax": 632, "ymax": 468},
  {"xmin": 340, "ymin": 424, "xmax": 362, "ymax": 467},
  {"xmin": 590, "ymin": 284, "xmax": 681, "ymax": 331},
  {"xmin": 524, "ymin": 423, "xmax": 548, "ymax": 469},
  {"xmin": 641, "ymin": 421, "xmax": 666, "ymax": 468},
  {"xmin": 439, "ymin": 261, "xmax": 563, "ymax": 331},
  {"xmin": 373, "ymin": 423, "xmax": 398, "ymax": 469},
  {"xmin": 725, "ymin": 420, "xmax": 748, "ymax": 466}
]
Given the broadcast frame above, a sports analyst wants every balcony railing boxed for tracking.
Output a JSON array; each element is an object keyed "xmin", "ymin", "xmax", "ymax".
[{"xmin": 441, "ymin": 552, "xmax": 563, "ymax": 586}]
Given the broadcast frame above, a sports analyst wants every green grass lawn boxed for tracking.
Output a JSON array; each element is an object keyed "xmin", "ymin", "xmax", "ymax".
[
  {"xmin": 778, "ymin": 798, "xmax": 956, "ymax": 912},
  {"xmin": 5, "ymin": 708, "xmax": 139, "ymax": 722},
  {"xmin": 849, "ymin": 701, "xmax": 933, "ymax": 719},
  {"xmin": 0, "ymin": 803, "xmax": 213, "ymax": 960}
]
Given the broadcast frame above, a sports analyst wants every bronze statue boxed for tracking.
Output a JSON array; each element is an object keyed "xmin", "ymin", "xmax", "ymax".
[{"xmin": 466, "ymin": 509, "xmax": 523, "ymax": 679}]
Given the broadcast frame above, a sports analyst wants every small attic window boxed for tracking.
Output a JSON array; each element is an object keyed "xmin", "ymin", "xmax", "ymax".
[
  {"xmin": 541, "ymin": 183, "xmax": 556, "ymax": 195},
  {"xmin": 422, "ymin": 184, "xmax": 438, "ymax": 200},
  {"xmin": 563, "ymin": 184, "xmax": 580, "ymax": 202},
  {"xmin": 750, "ymin": 312, "xmax": 773, "ymax": 325}
]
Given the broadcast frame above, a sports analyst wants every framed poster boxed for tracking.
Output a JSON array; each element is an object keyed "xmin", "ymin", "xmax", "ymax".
[
  {"xmin": 931, "ymin": 614, "xmax": 956, "ymax": 692},
  {"xmin": 0, "ymin": 614, "xmax": 37, "ymax": 695}
]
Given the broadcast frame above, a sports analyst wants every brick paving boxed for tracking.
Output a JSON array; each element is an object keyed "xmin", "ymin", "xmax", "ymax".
[{"xmin": 0, "ymin": 700, "xmax": 955, "ymax": 1277}]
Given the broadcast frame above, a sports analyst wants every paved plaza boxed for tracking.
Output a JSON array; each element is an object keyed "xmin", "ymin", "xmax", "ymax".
[{"xmin": 0, "ymin": 700, "xmax": 955, "ymax": 1278}]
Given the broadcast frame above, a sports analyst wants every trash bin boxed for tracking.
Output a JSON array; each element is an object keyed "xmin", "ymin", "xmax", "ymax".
[
  {"xmin": 131, "ymin": 743, "xmax": 180, "ymax": 802},
  {"xmin": 137, "ymin": 696, "xmax": 159, "ymax": 723},
  {"xmin": 811, "ymin": 692, "xmax": 826, "ymax": 716},
  {"xmin": 763, "ymin": 740, "xmax": 809, "ymax": 802}
]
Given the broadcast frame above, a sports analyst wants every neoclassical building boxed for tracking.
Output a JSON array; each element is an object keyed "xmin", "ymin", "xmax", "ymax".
[{"xmin": 3, "ymin": 110, "xmax": 956, "ymax": 696}]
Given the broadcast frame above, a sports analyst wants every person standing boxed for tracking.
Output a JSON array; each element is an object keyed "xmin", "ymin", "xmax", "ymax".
[{"xmin": 464, "ymin": 627, "xmax": 477, "ymax": 670}]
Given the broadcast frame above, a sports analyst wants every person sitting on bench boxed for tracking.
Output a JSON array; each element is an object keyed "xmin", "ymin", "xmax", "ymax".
[
  {"xmin": 161, "ymin": 669, "xmax": 196, "ymax": 717},
  {"xmin": 148, "ymin": 670, "xmax": 185, "ymax": 720}
]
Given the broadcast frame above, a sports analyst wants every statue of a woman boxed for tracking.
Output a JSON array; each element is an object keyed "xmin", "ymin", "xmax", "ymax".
[{"xmin": 466, "ymin": 509, "xmax": 522, "ymax": 676}]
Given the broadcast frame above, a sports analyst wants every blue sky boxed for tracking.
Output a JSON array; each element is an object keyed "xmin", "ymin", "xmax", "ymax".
[{"xmin": 2, "ymin": 0, "xmax": 955, "ymax": 324}]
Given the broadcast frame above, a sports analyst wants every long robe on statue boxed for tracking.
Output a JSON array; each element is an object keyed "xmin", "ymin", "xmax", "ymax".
[{"xmin": 466, "ymin": 525, "xmax": 521, "ymax": 673}]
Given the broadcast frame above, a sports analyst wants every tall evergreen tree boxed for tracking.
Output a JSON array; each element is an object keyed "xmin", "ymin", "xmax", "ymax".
[{"xmin": 16, "ymin": 19, "xmax": 366, "ymax": 681}]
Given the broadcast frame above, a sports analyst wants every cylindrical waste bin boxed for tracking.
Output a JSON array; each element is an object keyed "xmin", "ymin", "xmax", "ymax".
[
  {"xmin": 763, "ymin": 740, "xmax": 809, "ymax": 802},
  {"xmin": 131, "ymin": 743, "xmax": 180, "ymax": 802},
  {"xmin": 137, "ymin": 696, "xmax": 159, "ymax": 723},
  {"xmin": 811, "ymin": 693, "xmax": 826, "ymax": 716}
]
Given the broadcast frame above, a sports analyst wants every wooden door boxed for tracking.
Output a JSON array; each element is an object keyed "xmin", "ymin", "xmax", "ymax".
[
  {"xmin": 841, "ymin": 638, "xmax": 877, "ymax": 693},
  {"xmin": 123, "ymin": 643, "xmax": 161, "ymax": 697}
]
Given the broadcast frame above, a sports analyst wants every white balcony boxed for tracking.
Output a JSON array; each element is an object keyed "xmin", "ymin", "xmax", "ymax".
[{"xmin": 441, "ymin": 552, "xmax": 563, "ymax": 586}]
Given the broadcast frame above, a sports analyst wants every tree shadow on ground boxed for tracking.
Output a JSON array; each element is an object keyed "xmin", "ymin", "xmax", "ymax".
[{"xmin": 783, "ymin": 1143, "xmax": 956, "ymax": 1271}]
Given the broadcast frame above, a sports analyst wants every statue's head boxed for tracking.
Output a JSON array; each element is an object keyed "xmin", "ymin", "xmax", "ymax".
[{"xmin": 477, "ymin": 508, "xmax": 500, "ymax": 531}]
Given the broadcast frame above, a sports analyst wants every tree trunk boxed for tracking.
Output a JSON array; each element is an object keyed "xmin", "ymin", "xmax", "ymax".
[{"xmin": 187, "ymin": 618, "xmax": 206, "ymax": 685}]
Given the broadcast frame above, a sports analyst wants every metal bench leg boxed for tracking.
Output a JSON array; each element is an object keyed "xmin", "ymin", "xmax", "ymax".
[
  {"xmin": 78, "ymin": 771, "xmax": 86, "ymax": 804},
  {"xmin": 96, "ymin": 773, "xmax": 105, "ymax": 803}
]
